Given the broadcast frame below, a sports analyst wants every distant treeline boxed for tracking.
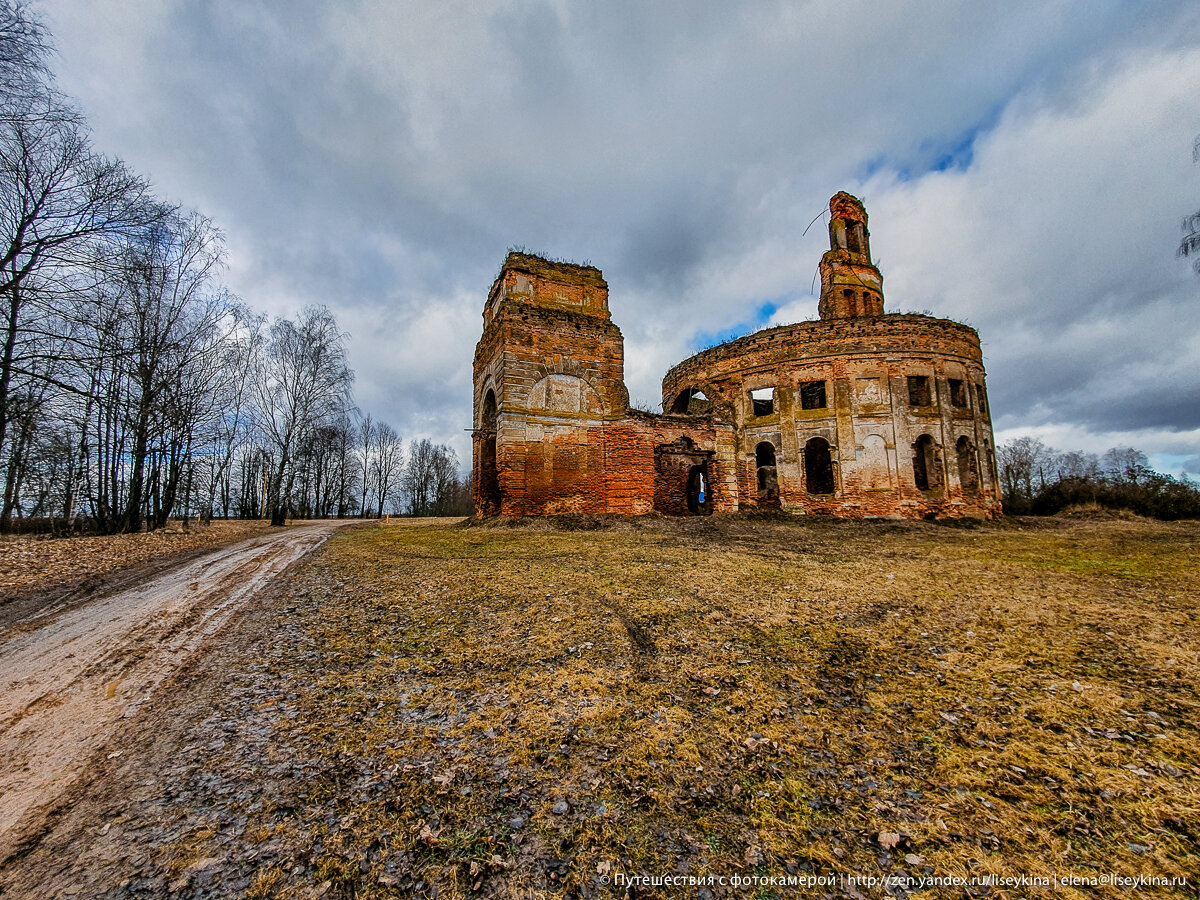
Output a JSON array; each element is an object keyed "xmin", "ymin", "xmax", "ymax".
[
  {"xmin": 0, "ymin": 3, "xmax": 468, "ymax": 533},
  {"xmin": 998, "ymin": 439, "xmax": 1200, "ymax": 520}
]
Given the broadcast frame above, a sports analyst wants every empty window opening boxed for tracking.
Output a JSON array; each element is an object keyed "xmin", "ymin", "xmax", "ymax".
[
  {"xmin": 956, "ymin": 436, "xmax": 979, "ymax": 495},
  {"xmin": 800, "ymin": 380, "xmax": 827, "ymax": 410},
  {"xmin": 804, "ymin": 437, "xmax": 835, "ymax": 494},
  {"xmin": 912, "ymin": 434, "xmax": 941, "ymax": 492},
  {"xmin": 948, "ymin": 378, "xmax": 968, "ymax": 408},
  {"xmin": 845, "ymin": 220, "xmax": 862, "ymax": 254},
  {"xmin": 670, "ymin": 387, "xmax": 709, "ymax": 415},
  {"xmin": 750, "ymin": 387, "xmax": 775, "ymax": 416},
  {"xmin": 755, "ymin": 441, "xmax": 779, "ymax": 506},
  {"xmin": 975, "ymin": 384, "xmax": 987, "ymax": 416},
  {"xmin": 907, "ymin": 375, "xmax": 932, "ymax": 407}
]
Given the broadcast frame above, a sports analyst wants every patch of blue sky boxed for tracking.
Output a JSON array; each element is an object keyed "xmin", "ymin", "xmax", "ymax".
[
  {"xmin": 689, "ymin": 299, "xmax": 781, "ymax": 352},
  {"xmin": 1149, "ymin": 453, "xmax": 1199, "ymax": 479},
  {"xmin": 858, "ymin": 106, "xmax": 1004, "ymax": 183}
]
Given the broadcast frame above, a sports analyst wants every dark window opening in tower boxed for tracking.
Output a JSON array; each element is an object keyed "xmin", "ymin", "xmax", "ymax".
[
  {"xmin": 750, "ymin": 387, "xmax": 775, "ymax": 416},
  {"xmin": 913, "ymin": 434, "xmax": 941, "ymax": 492},
  {"xmin": 957, "ymin": 435, "xmax": 979, "ymax": 495},
  {"xmin": 907, "ymin": 375, "xmax": 932, "ymax": 407},
  {"xmin": 975, "ymin": 384, "xmax": 987, "ymax": 416},
  {"xmin": 804, "ymin": 437, "xmax": 834, "ymax": 494},
  {"xmin": 800, "ymin": 380, "xmax": 827, "ymax": 410},
  {"xmin": 949, "ymin": 379, "xmax": 968, "ymax": 408},
  {"xmin": 845, "ymin": 220, "xmax": 862, "ymax": 254}
]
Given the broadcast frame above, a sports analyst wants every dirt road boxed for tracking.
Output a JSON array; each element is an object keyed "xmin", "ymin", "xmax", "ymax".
[{"xmin": 0, "ymin": 520, "xmax": 352, "ymax": 861}]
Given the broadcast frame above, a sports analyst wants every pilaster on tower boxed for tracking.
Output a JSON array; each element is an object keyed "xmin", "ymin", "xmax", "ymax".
[{"xmin": 818, "ymin": 191, "xmax": 885, "ymax": 320}]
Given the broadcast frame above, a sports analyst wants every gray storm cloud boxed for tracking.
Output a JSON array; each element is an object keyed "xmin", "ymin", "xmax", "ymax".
[{"xmin": 40, "ymin": 0, "xmax": 1200, "ymax": 470}]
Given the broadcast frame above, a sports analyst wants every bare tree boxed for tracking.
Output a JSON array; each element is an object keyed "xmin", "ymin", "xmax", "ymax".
[
  {"xmin": 330, "ymin": 408, "xmax": 358, "ymax": 518},
  {"xmin": 1055, "ymin": 449, "xmax": 1100, "ymax": 481},
  {"xmin": 254, "ymin": 306, "xmax": 353, "ymax": 526},
  {"xmin": 357, "ymin": 412, "xmax": 375, "ymax": 517},
  {"xmin": 1100, "ymin": 446, "xmax": 1150, "ymax": 483},
  {"xmin": 200, "ymin": 307, "xmax": 262, "ymax": 519},
  {"xmin": 403, "ymin": 439, "xmax": 461, "ymax": 516},
  {"xmin": 371, "ymin": 422, "xmax": 403, "ymax": 516},
  {"xmin": 997, "ymin": 437, "xmax": 1057, "ymax": 513},
  {"xmin": 0, "ymin": 116, "xmax": 160, "ymax": 526},
  {"xmin": 1180, "ymin": 136, "xmax": 1200, "ymax": 276},
  {"xmin": 0, "ymin": 2, "xmax": 50, "ymax": 108}
]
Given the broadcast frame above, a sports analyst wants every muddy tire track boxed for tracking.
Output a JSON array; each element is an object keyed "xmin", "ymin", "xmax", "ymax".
[{"xmin": 0, "ymin": 520, "xmax": 354, "ymax": 861}]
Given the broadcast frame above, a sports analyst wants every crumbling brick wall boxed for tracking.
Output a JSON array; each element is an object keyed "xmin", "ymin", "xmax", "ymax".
[
  {"xmin": 473, "ymin": 193, "xmax": 1001, "ymax": 519},
  {"xmin": 473, "ymin": 253, "xmax": 736, "ymax": 517},
  {"xmin": 662, "ymin": 317, "xmax": 1000, "ymax": 519}
]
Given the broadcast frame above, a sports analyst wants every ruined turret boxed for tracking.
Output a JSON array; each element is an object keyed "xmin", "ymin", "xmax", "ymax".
[{"xmin": 818, "ymin": 191, "xmax": 884, "ymax": 319}]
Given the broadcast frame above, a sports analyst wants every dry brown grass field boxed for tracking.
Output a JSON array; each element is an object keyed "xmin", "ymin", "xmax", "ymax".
[
  {"xmin": 8, "ymin": 514, "xmax": 1197, "ymax": 899},
  {"xmin": 218, "ymin": 514, "xmax": 1200, "ymax": 899}
]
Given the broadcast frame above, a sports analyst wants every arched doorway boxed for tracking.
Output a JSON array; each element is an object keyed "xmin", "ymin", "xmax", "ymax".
[
  {"xmin": 912, "ymin": 434, "xmax": 942, "ymax": 493},
  {"xmin": 804, "ymin": 437, "xmax": 835, "ymax": 494},
  {"xmin": 755, "ymin": 441, "xmax": 779, "ymax": 506},
  {"xmin": 477, "ymin": 389, "xmax": 501, "ymax": 515},
  {"xmin": 956, "ymin": 436, "xmax": 979, "ymax": 496}
]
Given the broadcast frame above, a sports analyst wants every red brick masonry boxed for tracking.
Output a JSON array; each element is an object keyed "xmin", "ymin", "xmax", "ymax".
[{"xmin": 473, "ymin": 193, "xmax": 1000, "ymax": 518}]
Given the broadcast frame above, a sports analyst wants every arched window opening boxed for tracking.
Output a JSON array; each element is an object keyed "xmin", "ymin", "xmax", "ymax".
[
  {"xmin": 755, "ymin": 441, "xmax": 779, "ymax": 505},
  {"xmin": 956, "ymin": 436, "xmax": 979, "ymax": 496},
  {"xmin": 481, "ymin": 389, "xmax": 498, "ymax": 430},
  {"xmin": 804, "ymin": 437, "xmax": 835, "ymax": 494},
  {"xmin": 912, "ymin": 434, "xmax": 941, "ymax": 493},
  {"xmin": 477, "ymin": 389, "xmax": 501, "ymax": 515}
]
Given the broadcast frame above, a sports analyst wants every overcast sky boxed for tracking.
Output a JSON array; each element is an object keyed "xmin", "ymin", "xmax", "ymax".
[{"xmin": 38, "ymin": 0, "xmax": 1200, "ymax": 475}]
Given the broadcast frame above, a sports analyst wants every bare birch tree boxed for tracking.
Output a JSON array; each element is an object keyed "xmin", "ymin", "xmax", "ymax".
[
  {"xmin": 254, "ymin": 306, "xmax": 353, "ymax": 526},
  {"xmin": 371, "ymin": 422, "xmax": 403, "ymax": 516}
]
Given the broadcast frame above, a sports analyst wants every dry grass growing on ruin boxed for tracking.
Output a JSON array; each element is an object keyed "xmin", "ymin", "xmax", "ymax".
[{"xmin": 205, "ymin": 516, "xmax": 1197, "ymax": 898}]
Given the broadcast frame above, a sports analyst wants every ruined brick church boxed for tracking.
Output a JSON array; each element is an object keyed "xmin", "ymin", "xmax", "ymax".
[{"xmin": 472, "ymin": 192, "xmax": 1001, "ymax": 518}]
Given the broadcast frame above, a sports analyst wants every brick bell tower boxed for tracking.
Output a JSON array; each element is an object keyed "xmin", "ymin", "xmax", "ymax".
[
  {"xmin": 472, "ymin": 252, "xmax": 630, "ymax": 516},
  {"xmin": 818, "ymin": 191, "xmax": 885, "ymax": 319}
]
